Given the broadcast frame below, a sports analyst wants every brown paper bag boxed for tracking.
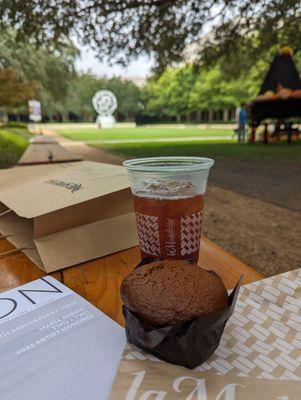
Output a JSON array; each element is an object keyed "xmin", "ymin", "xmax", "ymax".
[
  {"xmin": 110, "ymin": 268, "xmax": 301, "ymax": 399},
  {"xmin": 0, "ymin": 161, "xmax": 138, "ymax": 272}
]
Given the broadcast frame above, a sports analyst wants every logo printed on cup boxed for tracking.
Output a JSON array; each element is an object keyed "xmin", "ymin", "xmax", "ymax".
[{"xmin": 166, "ymin": 218, "xmax": 176, "ymax": 257}]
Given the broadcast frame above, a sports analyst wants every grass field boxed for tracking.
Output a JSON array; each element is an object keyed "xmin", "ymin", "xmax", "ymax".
[
  {"xmin": 0, "ymin": 127, "xmax": 31, "ymax": 168},
  {"xmin": 55, "ymin": 127, "xmax": 232, "ymax": 141},
  {"xmin": 93, "ymin": 139, "xmax": 301, "ymax": 163},
  {"xmin": 51, "ymin": 124, "xmax": 301, "ymax": 163}
]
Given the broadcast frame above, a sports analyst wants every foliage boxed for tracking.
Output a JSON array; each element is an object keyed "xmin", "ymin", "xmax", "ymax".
[
  {"xmin": 143, "ymin": 60, "xmax": 268, "ymax": 116},
  {"xmin": 0, "ymin": 30, "xmax": 141, "ymax": 121},
  {"xmin": 0, "ymin": 26, "xmax": 281, "ymax": 122},
  {"xmin": 143, "ymin": 65, "xmax": 198, "ymax": 116},
  {"xmin": 106, "ymin": 78, "xmax": 142, "ymax": 119},
  {"xmin": 0, "ymin": 68, "xmax": 36, "ymax": 108},
  {"xmin": 0, "ymin": 29, "xmax": 76, "ymax": 117},
  {"xmin": 1, "ymin": 1, "xmax": 301, "ymax": 74},
  {"xmin": 4, "ymin": 121, "xmax": 28, "ymax": 129},
  {"xmin": 65, "ymin": 74, "xmax": 99, "ymax": 121},
  {"xmin": 189, "ymin": 64, "xmax": 263, "ymax": 110},
  {"xmin": 0, "ymin": 127, "xmax": 29, "ymax": 168}
]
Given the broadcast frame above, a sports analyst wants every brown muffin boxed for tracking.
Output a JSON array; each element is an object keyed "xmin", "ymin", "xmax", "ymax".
[{"xmin": 121, "ymin": 260, "xmax": 228, "ymax": 327}]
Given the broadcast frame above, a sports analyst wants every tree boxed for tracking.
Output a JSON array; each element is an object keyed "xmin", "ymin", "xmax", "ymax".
[
  {"xmin": 1, "ymin": 1, "xmax": 300, "ymax": 74},
  {"xmin": 144, "ymin": 64, "xmax": 197, "ymax": 119},
  {"xmin": 0, "ymin": 68, "xmax": 36, "ymax": 108},
  {"xmin": 105, "ymin": 78, "xmax": 141, "ymax": 120},
  {"xmin": 143, "ymin": 59, "xmax": 269, "ymax": 120},
  {"xmin": 65, "ymin": 74, "xmax": 100, "ymax": 121},
  {"xmin": 189, "ymin": 65, "xmax": 263, "ymax": 111},
  {"xmin": 0, "ymin": 29, "xmax": 77, "ymax": 119},
  {"xmin": 0, "ymin": 29, "xmax": 141, "ymax": 121}
]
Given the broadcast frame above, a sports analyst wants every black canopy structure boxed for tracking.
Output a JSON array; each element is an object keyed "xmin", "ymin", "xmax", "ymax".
[
  {"xmin": 259, "ymin": 53, "xmax": 301, "ymax": 95},
  {"xmin": 250, "ymin": 50, "xmax": 301, "ymax": 143}
]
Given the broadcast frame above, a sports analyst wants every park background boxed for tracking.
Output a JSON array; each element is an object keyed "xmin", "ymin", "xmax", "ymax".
[{"xmin": 0, "ymin": 2, "xmax": 300, "ymax": 278}]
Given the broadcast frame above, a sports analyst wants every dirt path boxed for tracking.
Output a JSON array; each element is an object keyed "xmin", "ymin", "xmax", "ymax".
[
  {"xmin": 42, "ymin": 129, "xmax": 123, "ymax": 165},
  {"xmin": 211, "ymin": 158, "xmax": 301, "ymax": 213},
  {"xmin": 45, "ymin": 129, "xmax": 301, "ymax": 277},
  {"xmin": 204, "ymin": 186, "xmax": 301, "ymax": 276}
]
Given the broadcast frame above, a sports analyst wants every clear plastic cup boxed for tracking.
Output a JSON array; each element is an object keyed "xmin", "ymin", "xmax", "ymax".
[{"xmin": 123, "ymin": 156, "xmax": 214, "ymax": 263}]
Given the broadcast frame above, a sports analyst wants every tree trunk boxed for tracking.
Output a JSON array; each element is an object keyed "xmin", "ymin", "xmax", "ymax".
[
  {"xmin": 208, "ymin": 109, "xmax": 213, "ymax": 123},
  {"xmin": 176, "ymin": 114, "xmax": 181, "ymax": 123},
  {"xmin": 223, "ymin": 109, "xmax": 228, "ymax": 122}
]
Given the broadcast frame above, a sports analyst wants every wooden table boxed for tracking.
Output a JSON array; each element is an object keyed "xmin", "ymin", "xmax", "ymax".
[{"xmin": 0, "ymin": 237, "xmax": 263, "ymax": 326}]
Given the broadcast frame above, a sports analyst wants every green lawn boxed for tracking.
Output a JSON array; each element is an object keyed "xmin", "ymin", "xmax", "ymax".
[
  {"xmin": 52, "ymin": 124, "xmax": 300, "ymax": 162},
  {"xmin": 93, "ymin": 140, "xmax": 301, "ymax": 163},
  {"xmin": 0, "ymin": 127, "xmax": 31, "ymax": 168},
  {"xmin": 55, "ymin": 127, "xmax": 231, "ymax": 141}
]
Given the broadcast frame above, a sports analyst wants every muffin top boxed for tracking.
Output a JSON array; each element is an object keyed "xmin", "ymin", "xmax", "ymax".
[{"xmin": 121, "ymin": 260, "xmax": 228, "ymax": 327}]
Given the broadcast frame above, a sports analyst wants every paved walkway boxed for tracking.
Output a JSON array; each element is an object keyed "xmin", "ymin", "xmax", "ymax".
[
  {"xmin": 84, "ymin": 136, "xmax": 232, "ymax": 144},
  {"xmin": 42, "ymin": 128, "xmax": 123, "ymax": 165}
]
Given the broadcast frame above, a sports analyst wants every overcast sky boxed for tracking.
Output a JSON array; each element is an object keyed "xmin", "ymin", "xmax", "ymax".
[{"xmin": 75, "ymin": 47, "xmax": 153, "ymax": 79}]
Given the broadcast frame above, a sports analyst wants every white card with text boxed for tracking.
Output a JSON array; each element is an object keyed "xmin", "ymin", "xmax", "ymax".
[{"xmin": 0, "ymin": 276, "xmax": 126, "ymax": 400}]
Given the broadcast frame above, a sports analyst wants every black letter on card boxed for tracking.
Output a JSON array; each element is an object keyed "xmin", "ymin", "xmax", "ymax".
[
  {"xmin": 0, "ymin": 298, "xmax": 17, "ymax": 319},
  {"xmin": 18, "ymin": 278, "xmax": 63, "ymax": 305}
]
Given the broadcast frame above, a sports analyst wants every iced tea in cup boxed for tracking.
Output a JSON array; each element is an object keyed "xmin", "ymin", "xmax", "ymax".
[{"xmin": 123, "ymin": 157, "xmax": 214, "ymax": 263}]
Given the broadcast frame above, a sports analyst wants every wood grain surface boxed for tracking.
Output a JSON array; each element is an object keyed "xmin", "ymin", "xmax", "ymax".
[{"xmin": 0, "ymin": 236, "xmax": 263, "ymax": 326}]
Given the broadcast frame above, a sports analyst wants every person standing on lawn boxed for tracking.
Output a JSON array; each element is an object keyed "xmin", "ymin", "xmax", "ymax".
[{"xmin": 237, "ymin": 103, "xmax": 248, "ymax": 143}]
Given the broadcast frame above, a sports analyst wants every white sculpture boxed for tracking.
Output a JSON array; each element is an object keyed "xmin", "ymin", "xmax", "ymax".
[{"xmin": 92, "ymin": 90, "xmax": 118, "ymax": 129}]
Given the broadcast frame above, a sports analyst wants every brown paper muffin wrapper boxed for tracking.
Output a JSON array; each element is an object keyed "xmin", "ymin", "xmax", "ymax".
[{"xmin": 123, "ymin": 276, "xmax": 242, "ymax": 369}]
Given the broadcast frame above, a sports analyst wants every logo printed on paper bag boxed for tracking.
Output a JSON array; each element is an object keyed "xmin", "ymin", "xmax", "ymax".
[{"xmin": 45, "ymin": 179, "xmax": 83, "ymax": 193}]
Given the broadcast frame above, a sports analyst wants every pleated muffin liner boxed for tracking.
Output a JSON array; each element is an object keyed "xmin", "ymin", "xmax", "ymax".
[{"xmin": 123, "ymin": 275, "xmax": 242, "ymax": 369}]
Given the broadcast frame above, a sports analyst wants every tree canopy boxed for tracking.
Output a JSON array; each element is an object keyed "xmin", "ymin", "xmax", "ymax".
[
  {"xmin": 1, "ymin": 1, "xmax": 301, "ymax": 73},
  {"xmin": 0, "ymin": 68, "xmax": 36, "ymax": 108},
  {"xmin": 0, "ymin": 29, "xmax": 290, "ymax": 123},
  {"xmin": 144, "ymin": 65, "xmax": 197, "ymax": 117},
  {"xmin": 0, "ymin": 29, "xmax": 76, "ymax": 116},
  {"xmin": 142, "ymin": 60, "xmax": 268, "ymax": 119},
  {"xmin": 0, "ymin": 29, "xmax": 142, "ymax": 121}
]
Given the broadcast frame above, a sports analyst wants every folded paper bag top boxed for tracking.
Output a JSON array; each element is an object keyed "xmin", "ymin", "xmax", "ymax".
[
  {"xmin": 0, "ymin": 161, "xmax": 129, "ymax": 218},
  {"xmin": 0, "ymin": 161, "xmax": 138, "ymax": 272}
]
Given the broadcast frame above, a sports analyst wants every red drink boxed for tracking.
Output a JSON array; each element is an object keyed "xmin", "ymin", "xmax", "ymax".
[
  {"xmin": 123, "ymin": 157, "xmax": 214, "ymax": 263},
  {"xmin": 133, "ymin": 179, "xmax": 204, "ymax": 262}
]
